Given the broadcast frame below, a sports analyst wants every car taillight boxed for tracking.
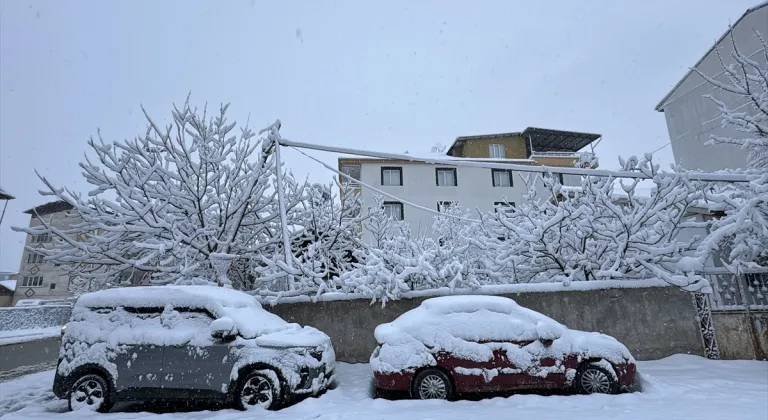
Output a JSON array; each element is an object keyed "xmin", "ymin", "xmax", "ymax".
[{"xmin": 60, "ymin": 324, "xmax": 67, "ymax": 336}]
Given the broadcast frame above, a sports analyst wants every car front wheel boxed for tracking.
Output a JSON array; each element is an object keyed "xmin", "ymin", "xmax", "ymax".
[
  {"xmin": 411, "ymin": 368, "xmax": 454, "ymax": 400},
  {"xmin": 235, "ymin": 369, "xmax": 282, "ymax": 410},
  {"xmin": 574, "ymin": 364, "xmax": 618, "ymax": 394},
  {"xmin": 67, "ymin": 373, "xmax": 114, "ymax": 412}
]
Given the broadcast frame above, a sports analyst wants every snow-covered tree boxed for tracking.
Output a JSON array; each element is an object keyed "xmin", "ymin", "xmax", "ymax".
[
  {"xmin": 479, "ymin": 157, "xmax": 713, "ymax": 291},
  {"xmin": 693, "ymin": 30, "xmax": 768, "ymax": 170},
  {"xmin": 254, "ymin": 182, "xmax": 364, "ymax": 295},
  {"xmin": 692, "ymin": 31, "xmax": 768, "ymax": 272},
  {"xmin": 14, "ymin": 100, "xmax": 304, "ymax": 289}
]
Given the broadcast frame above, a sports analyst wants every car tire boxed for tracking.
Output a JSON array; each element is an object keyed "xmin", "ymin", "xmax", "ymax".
[
  {"xmin": 234, "ymin": 369, "xmax": 282, "ymax": 410},
  {"xmin": 574, "ymin": 363, "xmax": 618, "ymax": 395},
  {"xmin": 411, "ymin": 368, "xmax": 454, "ymax": 400},
  {"xmin": 67, "ymin": 373, "xmax": 114, "ymax": 413}
]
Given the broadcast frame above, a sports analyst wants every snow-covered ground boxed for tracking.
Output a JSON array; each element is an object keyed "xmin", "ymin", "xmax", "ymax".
[
  {"xmin": 0, "ymin": 355, "xmax": 765, "ymax": 420},
  {"xmin": 0, "ymin": 327, "xmax": 61, "ymax": 346}
]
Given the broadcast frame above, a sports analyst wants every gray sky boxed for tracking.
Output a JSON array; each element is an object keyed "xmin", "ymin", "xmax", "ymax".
[{"xmin": 0, "ymin": 0, "xmax": 759, "ymax": 271}]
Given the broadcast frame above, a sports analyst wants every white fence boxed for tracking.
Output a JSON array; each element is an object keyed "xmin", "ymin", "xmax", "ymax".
[{"xmin": 704, "ymin": 268, "xmax": 768, "ymax": 311}]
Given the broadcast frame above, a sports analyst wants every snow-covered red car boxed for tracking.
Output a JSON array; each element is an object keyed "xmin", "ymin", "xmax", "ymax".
[
  {"xmin": 371, "ymin": 295, "xmax": 636, "ymax": 399},
  {"xmin": 53, "ymin": 286, "xmax": 335, "ymax": 412}
]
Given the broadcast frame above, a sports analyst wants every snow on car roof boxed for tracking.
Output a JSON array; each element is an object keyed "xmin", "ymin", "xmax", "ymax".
[
  {"xmin": 375, "ymin": 295, "xmax": 566, "ymax": 344},
  {"xmin": 76, "ymin": 285, "xmax": 292, "ymax": 339},
  {"xmin": 77, "ymin": 285, "xmax": 258, "ymax": 309}
]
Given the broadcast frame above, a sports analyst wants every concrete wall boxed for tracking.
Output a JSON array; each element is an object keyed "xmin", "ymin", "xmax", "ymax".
[
  {"xmin": 659, "ymin": 4, "xmax": 767, "ymax": 171},
  {"xmin": 267, "ymin": 286, "xmax": 704, "ymax": 362},
  {"xmin": 712, "ymin": 311, "xmax": 768, "ymax": 360}
]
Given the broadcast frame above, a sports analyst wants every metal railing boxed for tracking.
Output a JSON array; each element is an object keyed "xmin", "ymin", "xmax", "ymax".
[
  {"xmin": 703, "ymin": 267, "xmax": 768, "ymax": 311},
  {"xmin": 530, "ymin": 151, "xmax": 582, "ymax": 158}
]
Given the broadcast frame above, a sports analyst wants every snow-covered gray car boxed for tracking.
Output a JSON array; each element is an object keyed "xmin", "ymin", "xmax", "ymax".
[{"xmin": 52, "ymin": 286, "xmax": 335, "ymax": 412}]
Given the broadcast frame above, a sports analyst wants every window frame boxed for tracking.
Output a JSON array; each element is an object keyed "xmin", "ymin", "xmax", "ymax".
[
  {"xmin": 437, "ymin": 201, "xmax": 457, "ymax": 212},
  {"xmin": 31, "ymin": 232, "xmax": 51, "ymax": 243},
  {"xmin": 382, "ymin": 201, "xmax": 404, "ymax": 221},
  {"xmin": 435, "ymin": 168, "xmax": 457, "ymax": 187},
  {"xmin": 21, "ymin": 276, "xmax": 44, "ymax": 288},
  {"xmin": 380, "ymin": 167, "xmax": 403, "ymax": 186},
  {"xmin": 494, "ymin": 201, "xmax": 516, "ymax": 215},
  {"xmin": 491, "ymin": 169, "xmax": 514, "ymax": 187},
  {"xmin": 489, "ymin": 143, "xmax": 505, "ymax": 159},
  {"xmin": 26, "ymin": 252, "xmax": 44, "ymax": 264}
]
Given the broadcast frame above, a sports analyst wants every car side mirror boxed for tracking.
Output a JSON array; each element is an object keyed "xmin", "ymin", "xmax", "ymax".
[
  {"xmin": 539, "ymin": 339, "xmax": 554, "ymax": 347},
  {"xmin": 210, "ymin": 316, "xmax": 238, "ymax": 341}
]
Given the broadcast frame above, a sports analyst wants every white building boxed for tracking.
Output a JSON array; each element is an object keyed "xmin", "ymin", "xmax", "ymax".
[
  {"xmin": 655, "ymin": 2, "xmax": 768, "ymax": 171},
  {"xmin": 13, "ymin": 200, "xmax": 81, "ymax": 305},
  {"xmin": 339, "ymin": 128, "xmax": 600, "ymax": 243}
]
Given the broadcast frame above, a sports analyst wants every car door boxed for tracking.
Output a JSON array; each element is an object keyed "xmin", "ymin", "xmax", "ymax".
[
  {"xmin": 112, "ymin": 307, "xmax": 165, "ymax": 397},
  {"xmin": 442, "ymin": 341, "xmax": 515, "ymax": 393},
  {"xmin": 161, "ymin": 308, "xmax": 232, "ymax": 398},
  {"xmin": 491, "ymin": 340, "xmax": 537, "ymax": 390}
]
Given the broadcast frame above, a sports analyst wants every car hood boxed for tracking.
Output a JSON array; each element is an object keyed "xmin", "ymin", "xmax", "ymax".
[{"xmin": 249, "ymin": 325, "xmax": 331, "ymax": 349}]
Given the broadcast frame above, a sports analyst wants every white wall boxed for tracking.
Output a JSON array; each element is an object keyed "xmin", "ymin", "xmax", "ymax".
[
  {"xmin": 356, "ymin": 162, "xmax": 567, "ymax": 243},
  {"xmin": 659, "ymin": 5, "xmax": 767, "ymax": 171}
]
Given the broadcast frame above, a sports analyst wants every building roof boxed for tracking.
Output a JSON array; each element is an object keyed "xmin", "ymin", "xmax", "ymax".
[
  {"xmin": 24, "ymin": 200, "xmax": 74, "ymax": 216},
  {"xmin": 655, "ymin": 1, "xmax": 768, "ymax": 111},
  {"xmin": 0, "ymin": 280, "xmax": 16, "ymax": 292},
  {"xmin": 448, "ymin": 127, "xmax": 601, "ymax": 155},
  {"xmin": 0, "ymin": 186, "xmax": 13, "ymax": 200}
]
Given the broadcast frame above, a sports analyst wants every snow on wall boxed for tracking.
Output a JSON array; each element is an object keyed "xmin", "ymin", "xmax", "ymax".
[
  {"xmin": 257, "ymin": 278, "xmax": 672, "ymax": 306},
  {"xmin": 0, "ymin": 305, "xmax": 72, "ymax": 331}
]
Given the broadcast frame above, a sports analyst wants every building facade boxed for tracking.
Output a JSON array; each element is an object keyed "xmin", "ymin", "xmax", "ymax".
[
  {"xmin": 13, "ymin": 201, "xmax": 80, "ymax": 305},
  {"xmin": 655, "ymin": 2, "xmax": 767, "ymax": 171},
  {"xmin": 339, "ymin": 127, "xmax": 600, "ymax": 243}
]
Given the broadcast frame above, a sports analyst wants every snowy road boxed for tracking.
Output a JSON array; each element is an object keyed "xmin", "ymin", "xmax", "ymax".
[{"xmin": 1, "ymin": 355, "xmax": 766, "ymax": 420}]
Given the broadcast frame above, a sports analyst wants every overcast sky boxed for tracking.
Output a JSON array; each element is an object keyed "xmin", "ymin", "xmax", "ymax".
[{"xmin": 0, "ymin": 0, "xmax": 759, "ymax": 271}]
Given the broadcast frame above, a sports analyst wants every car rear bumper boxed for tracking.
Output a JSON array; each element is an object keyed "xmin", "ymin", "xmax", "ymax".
[{"xmin": 373, "ymin": 371, "xmax": 413, "ymax": 391}]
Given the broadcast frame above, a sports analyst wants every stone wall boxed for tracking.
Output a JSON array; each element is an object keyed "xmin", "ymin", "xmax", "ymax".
[
  {"xmin": 266, "ymin": 286, "xmax": 704, "ymax": 362},
  {"xmin": 712, "ymin": 311, "xmax": 768, "ymax": 360}
]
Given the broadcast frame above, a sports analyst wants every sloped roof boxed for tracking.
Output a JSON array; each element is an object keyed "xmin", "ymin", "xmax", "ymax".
[
  {"xmin": 655, "ymin": 1, "xmax": 768, "ymax": 111},
  {"xmin": 24, "ymin": 200, "xmax": 74, "ymax": 216},
  {"xmin": 0, "ymin": 280, "xmax": 16, "ymax": 292}
]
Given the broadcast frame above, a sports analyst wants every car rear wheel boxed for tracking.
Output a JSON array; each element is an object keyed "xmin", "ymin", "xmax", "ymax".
[
  {"xmin": 235, "ymin": 369, "xmax": 281, "ymax": 410},
  {"xmin": 411, "ymin": 368, "xmax": 454, "ymax": 400},
  {"xmin": 574, "ymin": 364, "xmax": 618, "ymax": 394},
  {"xmin": 67, "ymin": 373, "xmax": 114, "ymax": 412}
]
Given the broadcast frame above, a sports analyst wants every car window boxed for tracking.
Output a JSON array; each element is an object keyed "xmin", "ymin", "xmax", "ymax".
[
  {"xmin": 123, "ymin": 306, "xmax": 163, "ymax": 320},
  {"xmin": 174, "ymin": 307, "xmax": 216, "ymax": 328}
]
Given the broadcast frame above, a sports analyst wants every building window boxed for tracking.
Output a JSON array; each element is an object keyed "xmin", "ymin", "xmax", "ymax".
[
  {"xmin": 50, "ymin": 283, "xmax": 56, "ymax": 290},
  {"xmin": 492, "ymin": 169, "xmax": 513, "ymax": 187},
  {"xmin": 435, "ymin": 168, "xmax": 457, "ymax": 187},
  {"xmin": 437, "ymin": 201, "xmax": 457, "ymax": 212},
  {"xmin": 31, "ymin": 232, "xmax": 51, "ymax": 243},
  {"xmin": 494, "ymin": 201, "xmax": 516, "ymax": 215},
  {"xmin": 382, "ymin": 201, "xmax": 404, "ymax": 221},
  {"xmin": 21, "ymin": 276, "xmax": 44, "ymax": 287},
  {"xmin": 489, "ymin": 144, "xmax": 505, "ymax": 158},
  {"xmin": 27, "ymin": 253, "xmax": 44, "ymax": 264},
  {"xmin": 340, "ymin": 164, "xmax": 361, "ymax": 186},
  {"xmin": 381, "ymin": 167, "xmax": 403, "ymax": 186}
]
